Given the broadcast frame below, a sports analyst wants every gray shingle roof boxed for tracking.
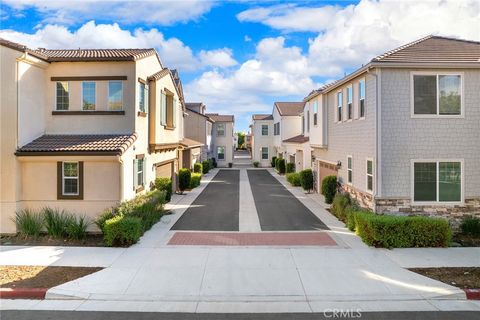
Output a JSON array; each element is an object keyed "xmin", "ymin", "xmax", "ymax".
[
  {"xmin": 252, "ymin": 114, "xmax": 274, "ymax": 121},
  {"xmin": 205, "ymin": 113, "xmax": 234, "ymax": 122},
  {"xmin": 274, "ymin": 102, "xmax": 305, "ymax": 116},
  {"xmin": 283, "ymin": 134, "xmax": 309, "ymax": 144}
]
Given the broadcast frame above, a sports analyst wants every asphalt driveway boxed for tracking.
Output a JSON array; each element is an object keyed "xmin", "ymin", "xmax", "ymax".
[
  {"xmin": 171, "ymin": 170, "xmax": 240, "ymax": 231},
  {"xmin": 247, "ymin": 170, "xmax": 328, "ymax": 231}
]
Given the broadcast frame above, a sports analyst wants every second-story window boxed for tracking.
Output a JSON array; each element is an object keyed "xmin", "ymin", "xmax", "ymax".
[
  {"xmin": 313, "ymin": 101, "xmax": 318, "ymax": 126},
  {"xmin": 262, "ymin": 124, "xmax": 268, "ymax": 136},
  {"xmin": 217, "ymin": 123, "xmax": 225, "ymax": 136},
  {"xmin": 307, "ymin": 110, "xmax": 310, "ymax": 132},
  {"xmin": 302, "ymin": 114, "xmax": 305, "ymax": 133},
  {"xmin": 56, "ymin": 82, "xmax": 69, "ymax": 111},
  {"xmin": 108, "ymin": 81, "xmax": 123, "ymax": 110},
  {"xmin": 347, "ymin": 86, "xmax": 353, "ymax": 120},
  {"xmin": 82, "ymin": 81, "xmax": 96, "ymax": 110},
  {"xmin": 359, "ymin": 79, "xmax": 365, "ymax": 118},
  {"xmin": 413, "ymin": 73, "xmax": 462, "ymax": 116},
  {"xmin": 337, "ymin": 91, "xmax": 343, "ymax": 122},
  {"xmin": 138, "ymin": 82, "xmax": 148, "ymax": 113}
]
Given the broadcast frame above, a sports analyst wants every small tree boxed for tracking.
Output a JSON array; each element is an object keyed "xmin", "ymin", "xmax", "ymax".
[
  {"xmin": 202, "ymin": 160, "xmax": 210, "ymax": 174},
  {"xmin": 286, "ymin": 162, "xmax": 295, "ymax": 173},
  {"xmin": 178, "ymin": 168, "xmax": 191, "ymax": 194},
  {"xmin": 193, "ymin": 163, "xmax": 203, "ymax": 174},
  {"xmin": 253, "ymin": 161, "xmax": 260, "ymax": 168},
  {"xmin": 277, "ymin": 158, "xmax": 286, "ymax": 174},
  {"xmin": 271, "ymin": 156, "xmax": 277, "ymax": 168},
  {"xmin": 299, "ymin": 169, "xmax": 314, "ymax": 193},
  {"xmin": 321, "ymin": 175, "xmax": 337, "ymax": 204}
]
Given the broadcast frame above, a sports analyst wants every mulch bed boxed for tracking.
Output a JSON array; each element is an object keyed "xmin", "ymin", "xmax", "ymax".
[
  {"xmin": 453, "ymin": 234, "xmax": 480, "ymax": 247},
  {"xmin": 0, "ymin": 234, "xmax": 105, "ymax": 247},
  {"xmin": 0, "ymin": 266, "xmax": 103, "ymax": 289},
  {"xmin": 410, "ymin": 267, "xmax": 480, "ymax": 289}
]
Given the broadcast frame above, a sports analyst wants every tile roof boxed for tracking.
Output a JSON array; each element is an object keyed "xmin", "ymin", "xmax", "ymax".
[
  {"xmin": 0, "ymin": 38, "xmax": 48, "ymax": 61},
  {"xmin": 180, "ymin": 138, "xmax": 204, "ymax": 149},
  {"xmin": 148, "ymin": 68, "xmax": 171, "ymax": 81},
  {"xmin": 185, "ymin": 102, "xmax": 204, "ymax": 110},
  {"xmin": 274, "ymin": 102, "xmax": 305, "ymax": 116},
  {"xmin": 252, "ymin": 114, "xmax": 274, "ymax": 121},
  {"xmin": 282, "ymin": 134, "xmax": 309, "ymax": 144},
  {"xmin": 205, "ymin": 113, "xmax": 234, "ymax": 122},
  {"xmin": 16, "ymin": 134, "xmax": 137, "ymax": 156},
  {"xmin": 35, "ymin": 48, "xmax": 158, "ymax": 62}
]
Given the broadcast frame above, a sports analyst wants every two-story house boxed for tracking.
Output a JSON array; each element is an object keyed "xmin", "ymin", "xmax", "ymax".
[
  {"xmin": 305, "ymin": 35, "xmax": 480, "ymax": 223},
  {"xmin": 184, "ymin": 102, "xmax": 214, "ymax": 162},
  {"xmin": 272, "ymin": 102, "xmax": 305, "ymax": 164},
  {"xmin": 0, "ymin": 38, "xmax": 194, "ymax": 233},
  {"xmin": 251, "ymin": 114, "xmax": 274, "ymax": 167},
  {"xmin": 206, "ymin": 113, "xmax": 235, "ymax": 167}
]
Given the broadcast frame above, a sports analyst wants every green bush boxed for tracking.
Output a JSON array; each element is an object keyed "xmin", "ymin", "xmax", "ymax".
[
  {"xmin": 253, "ymin": 161, "xmax": 260, "ymax": 168},
  {"xmin": 321, "ymin": 175, "xmax": 337, "ymax": 204},
  {"xmin": 13, "ymin": 209, "xmax": 43, "ymax": 238},
  {"xmin": 210, "ymin": 158, "xmax": 217, "ymax": 168},
  {"xmin": 43, "ymin": 207, "xmax": 72, "ymax": 238},
  {"xmin": 119, "ymin": 190, "xmax": 166, "ymax": 231},
  {"xmin": 460, "ymin": 216, "xmax": 480, "ymax": 235},
  {"xmin": 286, "ymin": 162, "xmax": 295, "ymax": 173},
  {"xmin": 190, "ymin": 173, "xmax": 202, "ymax": 189},
  {"xmin": 178, "ymin": 168, "xmax": 191, "ymax": 193},
  {"xmin": 271, "ymin": 156, "xmax": 277, "ymax": 168},
  {"xmin": 193, "ymin": 163, "xmax": 203, "ymax": 174},
  {"xmin": 103, "ymin": 215, "xmax": 143, "ymax": 247},
  {"xmin": 202, "ymin": 160, "xmax": 210, "ymax": 174},
  {"xmin": 154, "ymin": 177, "xmax": 172, "ymax": 202},
  {"xmin": 95, "ymin": 208, "xmax": 116, "ymax": 233},
  {"xmin": 331, "ymin": 193, "xmax": 352, "ymax": 222},
  {"xmin": 299, "ymin": 169, "xmax": 314, "ymax": 192},
  {"xmin": 286, "ymin": 172, "xmax": 301, "ymax": 187},
  {"xmin": 66, "ymin": 216, "xmax": 90, "ymax": 240},
  {"xmin": 354, "ymin": 212, "xmax": 452, "ymax": 248},
  {"xmin": 276, "ymin": 158, "xmax": 286, "ymax": 174}
]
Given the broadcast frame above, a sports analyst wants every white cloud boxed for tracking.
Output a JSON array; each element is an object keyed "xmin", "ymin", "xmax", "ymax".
[
  {"xmin": 3, "ymin": 0, "xmax": 216, "ymax": 26},
  {"xmin": 199, "ymin": 48, "xmax": 238, "ymax": 68},
  {"xmin": 244, "ymin": 35, "xmax": 252, "ymax": 42}
]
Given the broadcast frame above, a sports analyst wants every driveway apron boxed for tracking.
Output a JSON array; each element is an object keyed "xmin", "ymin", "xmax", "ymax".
[
  {"xmin": 247, "ymin": 170, "xmax": 329, "ymax": 231},
  {"xmin": 171, "ymin": 170, "xmax": 240, "ymax": 231}
]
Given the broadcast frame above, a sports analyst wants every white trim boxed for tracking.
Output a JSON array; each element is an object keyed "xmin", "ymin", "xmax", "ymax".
[
  {"xmin": 347, "ymin": 155, "xmax": 353, "ymax": 185},
  {"xmin": 107, "ymin": 80, "xmax": 124, "ymax": 111},
  {"xmin": 261, "ymin": 146, "xmax": 269, "ymax": 160},
  {"xmin": 366, "ymin": 158, "xmax": 374, "ymax": 194},
  {"xmin": 358, "ymin": 77, "xmax": 366, "ymax": 120},
  {"xmin": 55, "ymin": 81, "xmax": 70, "ymax": 111},
  {"xmin": 410, "ymin": 71, "xmax": 464, "ymax": 119},
  {"xmin": 62, "ymin": 161, "xmax": 79, "ymax": 196},
  {"xmin": 346, "ymin": 84, "xmax": 353, "ymax": 121},
  {"xmin": 410, "ymin": 159, "xmax": 464, "ymax": 205},
  {"xmin": 336, "ymin": 90, "xmax": 343, "ymax": 123},
  {"xmin": 217, "ymin": 146, "xmax": 226, "ymax": 160},
  {"xmin": 81, "ymin": 81, "xmax": 96, "ymax": 111}
]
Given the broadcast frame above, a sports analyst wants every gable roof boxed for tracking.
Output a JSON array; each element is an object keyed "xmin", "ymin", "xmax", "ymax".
[
  {"xmin": 205, "ymin": 113, "xmax": 234, "ymax": 122},
  {"xmin": 252, "ymin": 114, "xmax": 273, "ymax": 121},
  {"xmin": 274, "ymin": 102, "xmax": 305, "ymax": 116},
  {"xmin": 0, "ymin": 38, "xmax": 49, "ymax": 61},
  {"xmin": 283, "ymin": 134, "xmax": 309, "ymax": 144}
]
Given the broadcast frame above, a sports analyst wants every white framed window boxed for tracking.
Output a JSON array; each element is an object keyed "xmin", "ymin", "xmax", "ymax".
[
  {"xmin": 347, "ymin": 86, "xmax": 353, "ymax": 120},
  {"xmin": 108, "ymin": 81, "xmax": 123, "ymax": 110},
  {"xmin": 160, "ymin": 91, "xmax": 167, "ymax": 125},
  {"xmin": 411, "ymin": 159, "xmax": 463, "ymax": 204},
  {"xmin": 366, "ymin": 158, "xmax": 373, "ymax": 193},
  {"xmin": 217, "ymin": 146, "xmax": 225, "ymax": 160},
  {"xmin": 411, "ymin": 72, "xmax": 463, "ymax": 118},
  {"xmin": 217, "ymin": 123, "xmax": 225, "ymax": 136},
  {"xmin": 302, "ymin": 114, "xmax": 305, "ymax": 133},
  {"xmin": 261, "ymin": 147, "xmax": 269, "ymax": 160},
  {"xmin": 359, "ymin": 79, "xmax": 365, "ymax": 118},
  {"xmin": 261, "ymin": 124, "xmax": 268, "ymax": 136},
  {"xmin": 138, "ymin": 82, "xmax": 148, "ymax": 113},
  {"xmin": 337, "ymin": 91, "xmax": 343, "ymax": 122},
  {"xmin": 313, "ymin": 100, "xmax": 318, "ymax": 126},
  {"xmin": 56, "ymin": 81, "xmax": 69, "ymax": 111},
  {"xmin": 347, "ymin": 156, "xmax": 353, "ymax": 184},
  {"xmin": 82, "ymin": 81, "xmax": 96, "ymax": 110},
  {"xmin": 133, "ymin": 156, "xmax": 146, "ymax": 189},
  {"xmin": 62, "ymin": 162, "xmax": 79, "ymax": 195},
  {"xmin": 307, "ymin": 110, "xmax": 310, "ymax": 132}
]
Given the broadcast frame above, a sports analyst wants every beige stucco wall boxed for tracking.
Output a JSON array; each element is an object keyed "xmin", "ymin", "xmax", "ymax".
[
  {"xmin": 251, "ymin": 119, "xmax": 274, "ymax": 167},
  {"xmin": 212, "ymin": 121, "xmax": 234, "ymax": 166}
]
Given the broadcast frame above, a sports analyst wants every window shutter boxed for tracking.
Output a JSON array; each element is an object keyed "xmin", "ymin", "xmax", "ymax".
[
  {"xmin": 145, "ymin": 85, "xmax": 149, "ymax": 114},
  {"xmin": 143, "ymin": 158, "xmax": 147, "ymax": 187},
  {"xmin": 173, "ymin": 98, "xmax": 177, "ymax": 128},
  {"xmin": 133, "ymin": 159, "xmax": 138, "ymax": 189},
  {"xmin": 161, "ymin": 92, "xmax": 167, "ymax": 125}
]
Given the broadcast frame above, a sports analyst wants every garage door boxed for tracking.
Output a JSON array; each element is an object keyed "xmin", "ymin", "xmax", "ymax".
[
  {"xmin": 318, "ymin": 160, "xmax": 337, "ymax": 187},
  {"xmin": 156, "ymin": 162, "xmax": 173, "ymax": 179}
]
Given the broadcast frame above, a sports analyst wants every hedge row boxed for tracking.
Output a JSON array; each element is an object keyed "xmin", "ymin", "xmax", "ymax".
[
  {"xmin": 190, "ymin": 173, "xmax": 202, "ymax": 189},
  {"xmin": 286, "ymin": 172, "xmax": 301, "ymax": 186}
]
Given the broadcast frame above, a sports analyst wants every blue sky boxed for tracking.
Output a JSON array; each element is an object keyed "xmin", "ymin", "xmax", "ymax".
[{"xmin": 1, "ymin": 0, "xmax": 478, "ymax": 131}]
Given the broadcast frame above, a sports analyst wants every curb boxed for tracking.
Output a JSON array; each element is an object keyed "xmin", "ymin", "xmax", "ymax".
[
  {"xmin": 465, "ymin": 289, "xmax": 480, "ymax": 300},
  {"xmin": 0, "ymin": 288, "xmax": 47, "ymax": 299}
]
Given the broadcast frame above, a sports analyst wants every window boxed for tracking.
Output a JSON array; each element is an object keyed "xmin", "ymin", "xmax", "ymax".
[
  {"xmin": 347, "ymin": 86, "xmax": 353, "ymax": 120},
  {"xmin": 313, "ymin": 101, "xmax": 318, "ymax": 126},
  {"xmin": 160, "ymin": 91, "xmax": 167, "ymax": 125},
  {"xmin": 366, "ymin": 159, "xmax": 373, "ymax": 192},
  {"xmin": 108, "ymin": 81, "xmax": 123, "ymax": 110},
  {"xmin": 217, "ymin": 123, "xmax": 225, "ymax": 136},
  {"xmin": 359, "ymin": 79, "xmax": 365, "ymax": 118},
  {"xmin": 82, "ymin": 82, "xmax": 96, "ymax": 110},
  {"xmin": 138, "ymin": 82, "xmax": 148, "ymax": 113},
  {"xmin": 412, "ymin": 73, "xmax": 462, "ymax": 116},
  {"xmin": 347, "ymin": 156, "xmax": 353, "ymax": 184},
  {"xmin": 261, "ymin": 124, "xmax": 268, "ymax": 136},
  {"xmin": 337, "ymin": 91, "xmax": 343, "ymax": 122},
  {"xmin": 261, "ymin": 147, "xmax": 269, "ymax": 160},
  {"xmin": 274, "ymin": 122, "xmax": 281, "ymax": 135},
  {"xmin": 56, "ymin": 82, "xmax": 69, "ymax": 110},
  {"xmin": 307, "ymin": 111, "xmax": 310, "ymax": 132},
  {"xmin": 217, "ymin": 146, "xmax": 225, "ymax": 160},
  {"xmin": 62, "ymin": 162, "xmax": 79, "ymax": 195},
  {"xmin": 413, "ymin": 160, "xmax": 462, "ymax": 203},
  {"xmin": 134, "ymin": 156, "xmax": 145, "ymax": 189},
  {"xmin": 302, "ymin": 114, "xmax": 305, "ymax": 133}
]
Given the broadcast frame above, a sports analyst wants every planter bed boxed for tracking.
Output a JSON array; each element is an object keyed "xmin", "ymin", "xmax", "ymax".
[
  {"xmin": 1, "ymin": 234, "xmax": 105, "ymax": 247},
  {"xmin": 453, "ymin": 233, "xmax": 480, "ymax": 247},
  {"xmin": 409, "ymin": 267, "xmax": 480, "ymax": 295}
]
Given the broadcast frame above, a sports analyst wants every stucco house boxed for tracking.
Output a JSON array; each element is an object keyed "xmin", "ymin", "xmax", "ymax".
[
  {"xmin": 184, "ymin": 102, "xmax": 214, "ymax": 162},
  {"xmin": 251, "ymin": 114, "xmax": 274, "ymax": 167},
  {"xmin": 206, "ymin": 113, "xmax": 235, "ymax": 167},
  {"xmin": 304, "ymin": 35, "xmax": 479, "ymax": 222},
  {"xmin": 0, "ymin": 38, "xmax": 201, "ymax": 233}
]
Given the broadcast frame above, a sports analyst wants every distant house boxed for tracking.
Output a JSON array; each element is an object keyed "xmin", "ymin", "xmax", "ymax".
[
  {"xmin": 251, "ymin": 114, "xmax": 274, "ymax": 167},
  {"xmin": 184, "ymin": 102, "xmax": 214, "ymax": 162},
  {"xmin": 206, "ymin": 113, "xmax": 235, "ymax": 167}
]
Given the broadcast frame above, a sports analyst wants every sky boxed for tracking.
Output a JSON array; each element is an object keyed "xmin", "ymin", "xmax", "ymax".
[{"xmin": 1, "ymin": 0, "xmax": 479, "ymax": 132}]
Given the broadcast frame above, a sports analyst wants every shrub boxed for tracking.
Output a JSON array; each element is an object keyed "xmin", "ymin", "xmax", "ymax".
[
  {"xmin": 271, "ymin": 156, "xmax": 277, "ymax": 168},
  {"xmin": 354, "ymin": 212, "xmax": 452, "ymax": 248},
  {"xmin": 275, "ymin": 158, "xmax": 280, "ymax": 171},
  {"xmin": 202, "ymin": 160, "xmax": 210, "ymax": 174},
  {"xmin": 286, "ymin": 172, "xmax": 301, "ymax": 187},
  {"xmin": 321, "ymin": 175, "xmax": 337, "ymax": 204},
  {"xmin": 276, "ymin": 158, "xmax": 286, "ymax": 174},
  {"xmin": 190, "ymin": 173, "xmax": 202, "ymax": 189},
  {"xmin": 154, "ymin": 177, "xmax": 172, "ymax": 202},
  {"xmin": 13, "ymin": 209, "xmax": 43, "ymax": 238},
  {"xmin": 299, "ymin": 169, "xmax": 314, "ymax": 193},
  {"xmin": 253, "ymin": 161, "xmax": 260, "ymax": 168},
  {"xmin": 193, "ymin": 163, "xmax": 203, "ymax": 174},
  {"xmin": 95, "ymin": 208, "xmax": 116, "ymax": 233},
  {"xmin": 118, "ymin": 190, "xmax": 166, "ymax": 231},
  {"xmin": 331, "ymin": 193, "xmax": 352, "ymax": 222},
  {"xmin": 178, "ymin": 168, "xmax": 191, "ymax": 193},
  {"xmin": 460, "ymin": 216, "xmax": 480, "ymax": 235},
  {"xmin": 43, "ymin": 207, "xmax": 72, "ymax": 238},
  {"xmin": 103, "ymin": 215, "xmax": 142, "ymax": 247},
  {"xmin": 286, "ymin": 162, "xmax": 295, "ymax": 173},
  {"xmin": 210, "ymin": 158, "xmax": 217, "ymax": 168},
  {"xmin": 66, "ymin": 216, "xmax": 90, "ymax": 240}
]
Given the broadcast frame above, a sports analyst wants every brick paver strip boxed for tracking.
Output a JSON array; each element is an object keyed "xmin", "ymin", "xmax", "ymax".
[{"xmin": 168, "ymin": 232, "xmax": 338, "ymax": 246}]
